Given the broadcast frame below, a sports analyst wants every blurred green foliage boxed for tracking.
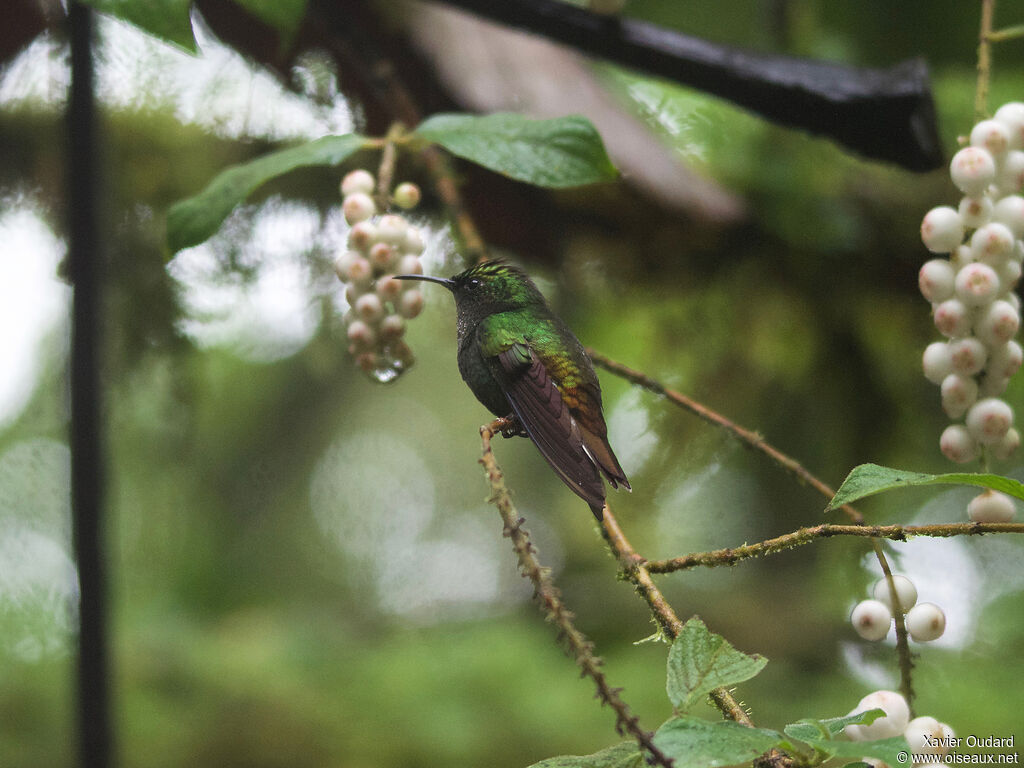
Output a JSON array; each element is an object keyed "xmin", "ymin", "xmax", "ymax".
[{"xmin": 1, "ymin": 1, "xmax": 1023, "ymax": 767}]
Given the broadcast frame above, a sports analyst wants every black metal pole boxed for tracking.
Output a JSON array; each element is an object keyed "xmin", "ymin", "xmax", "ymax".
[{"xmin": 67, "ymin": 3, "xmax": 113, "ymax": 767}]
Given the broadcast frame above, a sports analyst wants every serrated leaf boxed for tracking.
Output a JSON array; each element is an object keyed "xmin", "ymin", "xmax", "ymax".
[
  {"xmin": 527, "ymin": 741, "xmax": 643, "ymax": 768},
  {"xmin": 653, "ymin": 716, "xmax": 784, "ymax": 767},
  {"xmin": 415, "ymin": 113, "xmax": 617, "ymax": 188},
  {"xmin": 167, "ymin": 133, "xmax": 366, "ymax": 252},
  {"xmin": 80, "ymin": 0, "xmax": 196, "ymax": 51},
  {"xmin": 784, "ymin": 709, "xmax": 885, "ymax": 742},
  {"xmin": 232, "ymin": 0, "xmax": 307, "ymax": 41},
  {"xmin": 827, "ymin": 463, "xmax": 1024, "ymax": 510},
  {"xmin": 666, "ymin": 617, "xmax": 767, "ymax": 713}
]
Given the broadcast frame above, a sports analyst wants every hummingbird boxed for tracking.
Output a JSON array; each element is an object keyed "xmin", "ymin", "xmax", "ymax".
[{"xmin": 395, "ymin": 260, "xmax": 629, "ymax": 519}]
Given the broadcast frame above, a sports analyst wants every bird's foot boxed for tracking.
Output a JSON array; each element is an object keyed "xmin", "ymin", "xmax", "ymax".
[{"xmin": 498, "ymin": 415, "xmax": 528, "ymax": 439}]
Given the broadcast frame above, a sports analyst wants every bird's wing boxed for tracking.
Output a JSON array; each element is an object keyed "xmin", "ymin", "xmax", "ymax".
[{"xmin": 478, "ymin": 322, "xmax": 606, "ymax": 517}]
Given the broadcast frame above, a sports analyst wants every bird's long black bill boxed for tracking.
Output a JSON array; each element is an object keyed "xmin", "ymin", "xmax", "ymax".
[{"xmin": 394, "ymin": 274, "xmax": 455, "ymax": 290}]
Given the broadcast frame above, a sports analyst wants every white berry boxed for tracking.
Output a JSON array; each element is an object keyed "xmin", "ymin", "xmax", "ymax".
[
  {"xmin": 941, "ymin": 373, "xmax": 978, "ymax": 419},
  {"xmin": 921, "ymin": 206, "xmax": 965, "ymax": 253},
  {"xmin": 958, "ymin": 196, "xmax": 993, "ymax": 229},
  {"xmin": 398, "ymin": 289, "xmax": 425, "ymax": 319},
  {"xmin": 393, "ymin": 182, "xmax": 422, "ymax": 210},
  {"xmin": 992, "ymin": 195, "xmax": 1024, "ymax": 237},
  {"xmin": 988, "ymin": 340, "xmax": 1023, "ymax": 379},
  {"xmin": 954, "ymin": 262, "xmax": 1001, "ymax": 306},
  {"xmin": 341, "ymin": 169, "xmax": 375, "ymax": 196},
  {"xmin": 966, "ymin": 397, "xmax": 1014, "ymax": 444},
  {"xmin": 342, "ymin": 192, "xmax": 377, "ymax": 224},
  {"xmin": 844, "ymin": 691, "xmax": 910, "ymax": 741},
  {"xmin": 369, "ymin": 242, "xmax": 397, "ymax": 272},
  {"xmin": 403, "ymin": 226, "xmax": 426, "ymax": 255},
  {"xmin": 974, "ymin": 299, "xmax": 1020, "ymax": 345},
  {"xmin": 905, "ymin": 602, "xmax": 946, "ymax": 642},
  {"xmin": 346, "ymin": 319, "xmax": 376, "ymax": 348},
  {"xmin": 871, "ymin": 575, "xmax": 918, "ymax": 613},
  {"xmin": 997, "ymin": 260, "xmax": 1022, "ymax": 292},
  {"xmin": 850, "ymin": 599, "xmax": 892, "ymax": 641},
  {"xmin": 940, "ymin": 424, "xmax": 979, "ymax": 463},
  {"xmin": 970, "ymin": 119, "xmax": 1011, "ymax": 158},
  {"xmin": 923, "ymin": 342, "xmax": 954, "ymax": 384},
  {"xmin": 376, "ymin": 214, "xmax": 409, "ymax": 246},
  {"xmin": 354, "ymin": 293, "xmax": 384, "ymax": 323},
  {"xmin": 995, "ymin": 101, "xmax": 1024, "ymax": 149},
  {"xmin": 919, "ymin": 259, "xmax": 956, "ymax": 302},
  {"xmin": 967, "ymin": 490, "xmax": 1016, "ymax": 523},
  {"xmin": 950, "ymin": 147, "xmax": 997, "ymax": 197},
  {"xmin": 375, "ymin": 275, "xmax": 403, "ymax": 302},
  {"xmin": 949, "ymin": 337, "xmax": 987, "ymax": 376},
  {"xmin": 932, "ymin": 299, "xmax": 972, "ymax": 339},
  {"xmin": 991, "ymin": 427, "xmax": 1021, "ymax": 460},
  {"xmin": 379, "ymin": 313, "xmax": 406, "ymax": 340},
  {"xmin": 346, "ymin": 255, "xmax": 373, "ymax": 287},
  {"xmin": 970, "ymin": 222, "xmax": 1015, "ymax": 265},
  {"xmin": 397, "ymin": 254, "xmax": 423, "ymax": 276},
  {"xmin": 904, "ymin": 716, "xmax": 948, "ymax": 755},
  {"xmin": 998, "ymin": 151, "xmax": 1024, "ymax": 195},
  {"xmin": 348, "ymin": 221, "xmax": 378, "ymax": 252}
]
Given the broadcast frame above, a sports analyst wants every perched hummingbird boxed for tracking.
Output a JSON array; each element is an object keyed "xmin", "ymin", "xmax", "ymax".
[{"xmin": 395, "ymin": 260, "xmax": 629, "ymax": 519}]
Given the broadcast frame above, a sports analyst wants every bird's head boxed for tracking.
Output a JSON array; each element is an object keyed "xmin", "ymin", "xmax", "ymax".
[{"xmin": 395, "ymin": 260, "xmax": 545, "ymax": 321}]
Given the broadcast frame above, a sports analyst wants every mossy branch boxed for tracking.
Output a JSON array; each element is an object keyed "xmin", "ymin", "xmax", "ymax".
[{"xmin": 644, "ymin": 521, "xmax": 1024, "ymax": 573}]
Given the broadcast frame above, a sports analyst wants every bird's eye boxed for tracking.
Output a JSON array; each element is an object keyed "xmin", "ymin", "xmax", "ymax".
[{"xmin": 466, "ymin": 278, "xmax": 481, "ymax": 289}]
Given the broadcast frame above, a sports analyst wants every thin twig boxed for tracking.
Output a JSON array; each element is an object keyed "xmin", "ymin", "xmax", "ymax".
[
  {"xmin": 986, "ymin": 24, "xmax": 1024, "ymax": 43},
  {"xmin": 480, "ymin": 419, "xmax": 674, "ymax": 768},
  {"xmin": 374, "ymin": 123, "xmax": 403, "ymax": 210},
  {"xmin": 586, "ymin": 350, "xmax": 865, "ymax": 524},
  {"xmin": 976, "ymin": 0, "xmax": 996, "ymax": 121}
]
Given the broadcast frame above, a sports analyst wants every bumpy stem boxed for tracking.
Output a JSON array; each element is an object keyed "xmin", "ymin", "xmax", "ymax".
[
  {"xmin": 480, "ymin": 419, "xmax": 675, "ymax": 767},
  {"xmin": 644, "ymin": 521, "xmax": 1024, "ymax": 572}
]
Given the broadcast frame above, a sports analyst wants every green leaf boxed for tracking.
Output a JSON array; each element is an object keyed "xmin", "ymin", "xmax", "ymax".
[
  {"xmin": 784, "ymin": 709, "xmax": 885, "ymax": 742},
  {"xmin": 415, "ymin": 113, "xmax": 618, "ymax": 188},
  {"xmin": 527, "ymin": 741, "xmax": 643, "ymax": 768},
  {"xmin": 80, "ymin": 0, "xmax": 196, "ymax": 51},
  {"xmin": 653, "ymin": 716, "xmax": 784, "ymax": 767},
  {"xmin": 809, "ymin": 736, "xmax": 910, "ymax": 767},
  {"xmin": 167, "ymin": 133, "xmax": 366, "ymax": 252},
  {"xmin": 666, "ymin": 617, "xmax": 768, "ymax": 713},
  {"xmin": 827, "ymin": 462, "xmax": 1024, "ymax": 510},
  {"xmin": 232, "ymin": 0, "xmax": 307, "ymax": 41}
]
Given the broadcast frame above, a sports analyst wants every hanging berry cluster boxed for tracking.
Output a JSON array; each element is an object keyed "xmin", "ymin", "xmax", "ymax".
[
  {"xmin": 333, "ymin": 169, "xmax": 427, "ymax": 383},
  {"xmin": 919, "ymin": 102, "xmax": 1024, "ymax": 523}
]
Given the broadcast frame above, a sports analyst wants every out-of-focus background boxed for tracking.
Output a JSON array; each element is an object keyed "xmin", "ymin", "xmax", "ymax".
[{"xmin": 2, "ymin": 1, "xmax": 1023, "ymax": 766}]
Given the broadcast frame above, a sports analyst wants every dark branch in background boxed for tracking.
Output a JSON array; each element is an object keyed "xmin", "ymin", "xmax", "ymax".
[
  {"xmin": 67, "ymin": 4, "xmax": 114, "ymax": 768},
  {"xmin": 432, "ymin": 0, "xmax": 943, "ymax": 171}
]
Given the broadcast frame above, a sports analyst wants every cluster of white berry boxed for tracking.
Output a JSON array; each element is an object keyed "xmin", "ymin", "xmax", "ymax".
[
  {"xmin": 333, "ymin": 169, "xmax": 427, "ymax": 381},
  {"xmin": 850, "ymin": 574, "xmax": 946, "ymax": 643},
  {"xmin": 845, "ymin": 690, "xmax": 954, "ymax": 767},
  {"xmin": 920, "ymin": 102, "xmax": 1024, "ymax": 522}
]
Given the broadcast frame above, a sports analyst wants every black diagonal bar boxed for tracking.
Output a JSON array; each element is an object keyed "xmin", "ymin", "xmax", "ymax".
[
  {"xmin": 67, "ymin": 3, "xmax": 114, "ymax": 767},
  {"xmin": 434, "ymin": 0, "xmax": 942, "ymax": 171}
]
